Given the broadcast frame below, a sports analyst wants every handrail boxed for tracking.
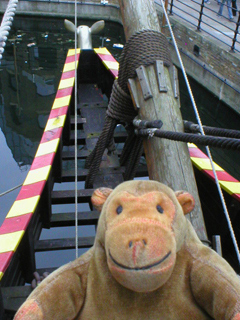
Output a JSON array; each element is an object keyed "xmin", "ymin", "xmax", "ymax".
[
  {"xmin": 13, "ymin": 0, "xmax": 120, "ymax": 9},
  {"xmin": 0, "ymin": 0, "xmax": 18, "ymax": 60},
  {"xmin": 156, "ymin": 0, "xmax": 240, "ymax": 53}
]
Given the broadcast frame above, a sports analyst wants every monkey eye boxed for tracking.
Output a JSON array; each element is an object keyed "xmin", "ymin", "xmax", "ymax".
[
  {"xmin": 116, "ymin": 205, "xmax": 123, "ymax": 214},
  {"xmin": 156, "ymin": 205, "xmax": 164, "ymax": 214}
]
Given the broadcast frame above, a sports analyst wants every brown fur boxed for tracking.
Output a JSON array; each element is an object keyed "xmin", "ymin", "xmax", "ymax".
[{"xmin": 14, "ymin": 180, "xmax": 240, "ymax": 320}]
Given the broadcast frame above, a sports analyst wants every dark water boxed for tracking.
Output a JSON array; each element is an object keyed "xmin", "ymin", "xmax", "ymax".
[{"xmin": 1, "ymin": 15, "xmax": 239, "ymax": 269}]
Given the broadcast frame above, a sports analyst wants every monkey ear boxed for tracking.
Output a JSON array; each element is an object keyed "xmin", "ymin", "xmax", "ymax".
[
  {"xmin": 175, "ymin": 191, "xmax": 195, "ymax": 215},
  {"xmin": 91, "ymin": 187, "xmax": 113, "ymax": 211},
  {"xmin": 90, "ymin": 20, "xmax": 105, "ymax": 34},
  {"xmin": 64, "ymin": 19, "xmax": 76, "ymax": 33}
]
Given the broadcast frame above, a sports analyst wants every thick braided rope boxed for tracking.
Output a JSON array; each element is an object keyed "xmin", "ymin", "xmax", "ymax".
[
  {"xmin": 85, "ymin": 30, "xmax": 171, "ymax": 187},
  {"xmin": 106, "ymin": 80, "xmax": 137, "ymax": 122},
  {"xmin": 118, "ymin": 29, "xmax": 172, "ymax": 92},
  {"xmin": 136, "ymin": 129, "xmax": 240, "ymax": 150},
  {"xmin": 184, "ymin": 121, "xmax": 240, "ymax": 139},
  {"xmin": 85, "ymin": 117, "xmax": 117, "ymax": 187}
]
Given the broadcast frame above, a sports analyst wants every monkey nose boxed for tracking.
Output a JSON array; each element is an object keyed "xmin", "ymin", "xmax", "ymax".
[
  {"xmin": 129, "ymin": 239, "xmax": 147, "ymax": 248},
  {"xmin": 129, "ymin": 240, "xmax": 147, "ymax": 265}
]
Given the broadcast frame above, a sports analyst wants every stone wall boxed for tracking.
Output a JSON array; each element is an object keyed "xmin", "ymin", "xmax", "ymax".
[
  {"xmin": 156, "ymin": 9, "xmax": 240, "ymax": 114},
  {"xmin": 0, "ymin": 0, "xmax": 122, "ymax": 23}
]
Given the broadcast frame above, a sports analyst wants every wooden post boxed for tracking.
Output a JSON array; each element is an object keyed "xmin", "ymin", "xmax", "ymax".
[
  {"xmin": 162, "ymin": 0, "xmax": 169, "ymax": 27},
  {"xmin": 118, "ymin": 0, "xmax": 208, "ymax": 241}
]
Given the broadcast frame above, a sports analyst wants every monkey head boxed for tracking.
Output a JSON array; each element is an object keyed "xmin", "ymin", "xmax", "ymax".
[{"xmin": 91, "ymin": 180, "xmax": 195, "ymax": 293}]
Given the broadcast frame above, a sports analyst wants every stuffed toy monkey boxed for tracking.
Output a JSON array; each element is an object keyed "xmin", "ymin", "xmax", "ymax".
[{"xmin": 14, "ymin": 180, "xmax": 240, "ymax": 320}]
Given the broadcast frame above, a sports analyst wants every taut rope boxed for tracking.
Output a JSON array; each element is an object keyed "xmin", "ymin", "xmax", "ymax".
[{"xmin": 74, "ymin": 0, "xmax": 78, "ymax": 259}]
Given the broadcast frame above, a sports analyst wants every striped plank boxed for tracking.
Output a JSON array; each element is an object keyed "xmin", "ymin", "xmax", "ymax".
[
  {"xmin": 0, "ymin": 49, "xmax": 80, "ymax": 281},
  {"xmin": 94, "ymin": 47, "xmax": 119, "ymax": 78},
  {"xmin": 188, "ymin": 143, "xmax": 240, "ymax": 201}
]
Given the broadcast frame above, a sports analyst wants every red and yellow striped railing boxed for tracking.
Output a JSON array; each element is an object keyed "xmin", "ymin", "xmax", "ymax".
[
  {"xmin": 94, "ymin": 47, "xmax": 119, "ymax": 78},
  {"xmin": 0, "ymin": 49, "xmax": 80, "ymax": 281},
  {"xmin": 188, "ymin": 143, "xmax": 240, "ymax": 201}
]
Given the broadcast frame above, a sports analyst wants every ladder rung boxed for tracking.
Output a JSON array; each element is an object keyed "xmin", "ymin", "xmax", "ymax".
[
  {"xmin": 69, "ymin": 131, "xmax": 128, "ymax": 144},
  {"xmin": 62, "ymin": 149, "xmax": 123, "ymax": 160},
  {"xmin": 70, "ymin": 117, "xmax": 86, "ymax": 125},
  {"xmin": 61, "ymin": 165, "xmax": 148, "ymax": 182},
  {"xmin": 51, "ymin": 188, "xmax": 94, "ymax": 205},
  {"xmin": 50, "ymin": 211, "xmax": 99, "ymax": 227},
  {"xmin": 2, "ymin": 286, "xmax": 32, "ymax": 313},
  {"xmin": 35, "ymin": 236, "xmax": 95, "ymax": 252},
  {"xmin": 62, "ymin": 149, "xmax": 90, "ymax": 160}
]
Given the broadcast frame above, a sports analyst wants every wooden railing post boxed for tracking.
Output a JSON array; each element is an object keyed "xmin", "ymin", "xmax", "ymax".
[
  {"xmin": 162, "ymin": 0, "xmax": 169, "ymax": 27},
  {"xmin": 197, "ymin": 0, "xmax": 205, "ymax": 31},
  {"xmin": 231, "ymin": 11, "xmax": 240, "ymax": 52},
  {"xmin": 118, "ymin": 0, "xmax": 208, "ymax": 241},
  {"xmin": 169, "ymin": 0, "xmax": 174, "ymax": 15}
]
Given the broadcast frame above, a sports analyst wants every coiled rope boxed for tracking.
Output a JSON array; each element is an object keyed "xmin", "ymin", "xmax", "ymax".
[
  {"xmin": 159, "ymin": 0, "xmax": 240, "ymax": 265},
  {"xmin": 0, "ymin": 0, "xmax": 18, "ymax": 60},
  {"xmin": 85, "ymin": 29, "xmax": 171, "ymax": 187}
]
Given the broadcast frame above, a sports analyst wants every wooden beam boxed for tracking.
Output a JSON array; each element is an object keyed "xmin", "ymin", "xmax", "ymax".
[
  {"xmin": 2, "ymin": 286, "xmax": 32, "ymax": 314},
  {"xmin": 35, "ymin": 237, "xmax": 95, "ymax": 252},
  {"xmin": 50, "ymin": 210, "xmax": 100, "ymax": 227},
  {"xmin": 61, "ymin": 165, "xmax": 148, "ymax": 182},
  {"xmin": 118, "ymin": 0, "xmax": 207, "ymax": 241},
  {"xmin": 162, "ymin": 0, "xmax": 169, "ymax": 27}
]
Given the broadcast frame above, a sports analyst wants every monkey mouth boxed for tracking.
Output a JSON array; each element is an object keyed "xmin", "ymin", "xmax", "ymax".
[{"xmin": 109, "ymin": 250, "xmax": 171, "ymax": 271}]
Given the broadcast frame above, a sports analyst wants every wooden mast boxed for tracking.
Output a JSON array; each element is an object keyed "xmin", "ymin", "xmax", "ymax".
[{"xmin": 118, "ymin": 0, "xmax": 208, "ymax": 241}]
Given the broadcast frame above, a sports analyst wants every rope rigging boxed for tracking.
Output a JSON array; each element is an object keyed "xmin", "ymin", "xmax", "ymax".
[
  {"xmin": 85, "ymin": 29, "xmax": 171, "ymax": 187},
  {"xmin": 134, "ymin": 119, "xmax": 240, "ymax": 150},
  {"xmin": 74, "ymin": 0, "xmax": 78, "ymax": 259},
  {"xmin": 184, "ymin": 120, "xmax": 240, "ymax": 139}
]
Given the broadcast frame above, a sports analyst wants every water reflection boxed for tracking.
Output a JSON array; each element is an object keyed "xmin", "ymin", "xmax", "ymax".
[{"xmin": 0, "ymin": 16, "xmax": 125, "ymax": 226}]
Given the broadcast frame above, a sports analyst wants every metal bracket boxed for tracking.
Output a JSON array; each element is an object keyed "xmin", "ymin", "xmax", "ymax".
[
  {"xmin": 155, "ymin": 60, "xmax": 167, "ymax": 93},
  {"xmin": 173, "ymin": 65, "xmax": 179, "ymax": 99},
  {"xmin": 128, "ymin": 78, "xmax": 141, "ymax": 109},
  {"xmin": 136, "ymin": 65, "xmax": 153, "ymax": 100},
  {"xmin": 133, "ymin": 118, "xmax": 163, "ymax": 129},
  {"xmin": 212, "ymin": 235, "xmax": 222, "ymax": 256}
]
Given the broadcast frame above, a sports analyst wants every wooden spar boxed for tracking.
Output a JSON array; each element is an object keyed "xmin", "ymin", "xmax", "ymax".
[
  {"xmin": 118, "ymin": 0, "xmax": 208, "ymax": 241},
  {"xmin": 162, "ymin": 0, "xmax": 169, "ymax": 27}
]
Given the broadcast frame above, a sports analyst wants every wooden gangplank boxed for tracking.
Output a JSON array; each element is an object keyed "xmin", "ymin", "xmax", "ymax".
[{"xmin": 1, "ymin": 48, "xmax": 149, "ymax": 318}]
